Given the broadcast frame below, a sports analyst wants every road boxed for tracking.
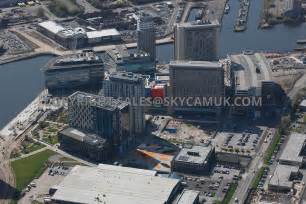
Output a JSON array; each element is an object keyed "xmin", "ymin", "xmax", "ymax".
[
  {"xmin": 230, "ymin": 128, "xmax": 275, "ymax": 204},
  {"xmin": 231, "ymin": 62, "xmax": 306, "ymax": 203}
]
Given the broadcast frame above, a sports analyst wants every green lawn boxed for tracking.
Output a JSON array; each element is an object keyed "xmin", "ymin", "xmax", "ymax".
[
  {"xmin": 42, "ymin": 134, "xmax": 58, "ymax": 145},
  {"xmin": 264, "ymin": 130, "xmax": 281, "ymax": 165},
  {"xmin": 251, "ymin": 167, "xmax": 265, "ymax": 189},
  {"xmin": 222, "ymin": 182, "xmax": 238, "ymax": 204},
  {"xmin": 23, "ymin": 143, "xmax": 45, "ymax": 154},
  {"xmin": 11, "ymin": 149, "xmax": 55, "ymax": 192}
]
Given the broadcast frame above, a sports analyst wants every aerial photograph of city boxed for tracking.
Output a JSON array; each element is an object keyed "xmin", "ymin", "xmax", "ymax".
[{"xmin": 1, "ymin": 0, "xmax": 306, "ymax": 203}]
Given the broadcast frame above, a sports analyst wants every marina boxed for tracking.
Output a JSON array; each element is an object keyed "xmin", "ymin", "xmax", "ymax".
[{"xmin": 0, "ymin": 55, "xmax": 52, "ymax": 129}]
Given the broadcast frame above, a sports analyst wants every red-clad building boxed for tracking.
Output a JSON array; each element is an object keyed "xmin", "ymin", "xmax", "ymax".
[{"xmin": 151, "ymin": 84, "xmax": 166, "ymax": 98}]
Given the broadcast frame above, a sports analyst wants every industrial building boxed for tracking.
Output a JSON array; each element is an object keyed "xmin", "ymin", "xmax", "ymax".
[
  {"xmin": 104, "ymin": 72, "xmax": 146, "ymax": 135},
  {"xmin": 136, "ymin": 13, "xmax": 156, "ymax": 62},
  {"xmin": 43, "ymin": 52, "xmax": 104, "ymax": 95},
  {"xmin": 169, "ymin": 60, "xmax": 224, "ymax": 113},
  {"xmin": 174, "ymin": 20, "xmax": 220, "ymax": 61},
  {"xmin": 37, "ymin": 21, "xmax": 121, "ymax": 49},
  {"xmin": 68, "ymin": 92, "xmax": 133, "ymax": 154},
  {"xmin": 268, "ymin": 164, "xmax": 302, "ymax": 193},
  {"xmin": 59, "ymin": 127, "xmax": 110, "ymax": 162},
  {"xmin": 50, "ymin": 164, "xmax": 190, "ymax": 204},
  {"xmin": 106, "ymin": 45, "xmax": 155, "ymax": 73},
  {"xmin": 279, "ymin": 133, "xmax": 306, "ymax": 167},
  {"xmin": 172, "ymin": 145, "xmax": 215, "ymax": 175}
]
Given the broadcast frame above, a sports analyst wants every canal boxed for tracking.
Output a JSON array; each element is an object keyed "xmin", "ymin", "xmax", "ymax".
[
  {"xmin": 0, "ymin": 55, "xmax": 53, "ymax": 129},
  {"xmin": 1, "ymin": 0, "xmax": 306, "ymax": 129}
]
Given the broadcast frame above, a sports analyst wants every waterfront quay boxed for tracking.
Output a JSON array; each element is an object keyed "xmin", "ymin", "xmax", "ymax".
[{"xmin": 234, "ymin": 0, "xmax": 251, "ymax": 32}]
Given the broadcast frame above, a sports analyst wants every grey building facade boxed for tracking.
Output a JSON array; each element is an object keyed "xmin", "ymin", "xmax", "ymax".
[
  {"xmin": 137, "ymin": 13, "xmax": 156, "ymax": 62},
  {"xmin": 68, "ymin": 92, "xmax": 132, "ymax": 154},
  {"xmin": 104, "ymin": 72, "xmax": 146, "ymax": 135},
  {"xmin": 172, "ymin": 145, "xmax": 215, "ymax": 175},
  {"xmin": 174, "ymin": 20, "xmax": 220, "ymax": 61},
  {"xmin": 43, "ymin": 52, "xmax": 104, "ymax": 95},
  {"xmin": 169, "ymin": 61, "xmax": 224, "ymax": 113},
  {"xmin": 59, "ymin": 127, "xmax": 110, "ymax": 162}
]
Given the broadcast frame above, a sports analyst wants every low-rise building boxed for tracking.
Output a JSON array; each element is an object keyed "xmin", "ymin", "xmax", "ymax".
[
  {"xmin": 174, "ymin": 189, "xmax": 200, "ymax": 204},
  {"xmin": 299, "ymin": 99, "xmax": 306, "ymax": 112},
  {"xmin": 59, "ymin": 127, "xmax": 110, "ymax": 162},
  {"xmin": 279, "ymin": 133, "xmax": 306, "ymax": 167},
  {"xmin": 171, "ymin": 145, "xmax": 215, "ymax": 175},
  {"xmin": 268, "ymin": 164, "xmax": 301, "ymax": 192},
  {"xmin": 50, "ymin": 164, "xmax": 183, "ymax": 204},
  {"xmin": 86, "ymin": 29, "xmax": 121, "ymax": 44},
  {"xmin": 37, "ymin": 21, "xmax": 121, "ymax": 49}
]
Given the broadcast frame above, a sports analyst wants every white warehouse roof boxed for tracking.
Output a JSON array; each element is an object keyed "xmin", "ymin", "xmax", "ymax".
[
  {"xmin": 51, "ymin": 164, "xmax": 181, "ymax": 204},
  {"xmin": 38, "ymin": 21, "xmax": 65, "ymax": 34},
  {"xmin": 86, "ymin": 29, "xmax": 120, "ymax": 39}
]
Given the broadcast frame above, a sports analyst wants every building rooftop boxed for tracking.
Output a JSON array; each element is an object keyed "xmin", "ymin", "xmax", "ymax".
[
  {"xmin": 51, "ymin": 164, "xmax": 181, "ymax": 204},
  {"xmin": 269, "ymin": 164, "xmax": 299, "ymax": 189},
  {"xmin": 69, "ymin": 91, "xmax": 129, "ymax": 111},
  {"xmin": 174, "ymin": 145, "xmax": 213, "ymax": 165},
  {"xmin": 300, "ymin": 99, "xmax": 306, "ymax": 108},
  {"xmin": 177, "ymin": 19, "xmax": 220, "ymax": 29},
  {"xmin": 38, "ymin": 21, "xmax": 120, "ymax": 39},
  {"xmin": 44, "ymin": 52, "xmax": 103, "ymax": 71},
  {"xmin": 174, "ymin": 189, "xmax": 199, "ymax": 204},
  {"xmin": 279, "ymin": 133, "xmax": 306, "ymax": 165},
  {"xmin": 170, "ymin": 60, "xmax": 223, "ymax": 69},
  {"xmin": 107, "ymin": 71, "xmax": 145, "ymax": 83},
  {"xmin": 60, "ymin": 127, "xmax": 107, "ymax": 146},
  {"xmin": 230, "ymin": 54, "xmax": 267, "ymax": 94},
  {"xmin": 38, "ymin": 21, "xmax": 65, "ymax": 34},
  {"xmin": 106, "ymin": 45, "xmax": 151, "ymax": 64},
  {"xmin": 86, "ymin": 29, "xmax": 120, "ymax": 39}
]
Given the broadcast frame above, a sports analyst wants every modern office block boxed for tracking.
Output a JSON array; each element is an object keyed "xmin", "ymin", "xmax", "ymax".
[
  {"xmin": 169, "ymin": 61, "xmax": 224, "ymax": 113},
  {"xmin": 104, "ymin": 72, "xmax": 146, "ymax": 135},
  {"xmin": 68, "ymin": 91, "xmax": 132, "ymax": 153},
  {"xmin": 43, "ymin": 52, "xmax": 104, "ymax": 95},
  {"xmin": 137, "ymin": 13, "xmax": 156, "ymax": 62},
  {"xmin": 174, "ymin": 20, "xmax": 220, "ymax": 61}
]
